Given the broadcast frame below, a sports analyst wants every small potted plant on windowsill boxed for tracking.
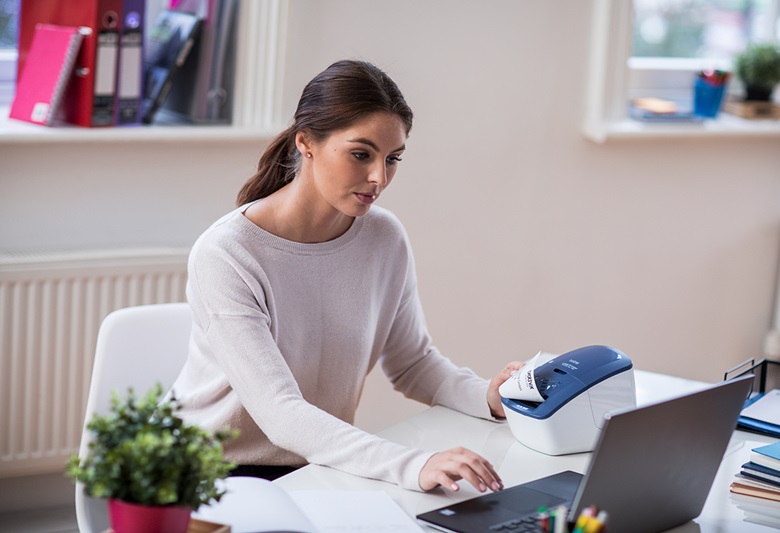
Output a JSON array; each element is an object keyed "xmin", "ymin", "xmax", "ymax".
[
  {"xmin": 734, "ymin": 43, "xmax": 780, "ymax": 102},
  {"xmin": 66, "ymin": 384, "xmax": 236, "ymax": 533}
]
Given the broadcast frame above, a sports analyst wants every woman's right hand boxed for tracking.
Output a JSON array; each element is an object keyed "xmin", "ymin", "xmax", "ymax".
[{"xmin": 419, "ymin": 447, "xmax": 503, "ymax": 493}]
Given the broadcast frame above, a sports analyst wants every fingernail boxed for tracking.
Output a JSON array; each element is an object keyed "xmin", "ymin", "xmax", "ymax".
[
  {"xmin": 492, "ymin": 481, "xmax": 501, "ymax": 491},
  {"xmin": 451, "ymin": 483, "xmax": 459, "ymax": 491},
  {"xmin": 479, "ymin": 483, "xmax": 487, "ymax": 492}
]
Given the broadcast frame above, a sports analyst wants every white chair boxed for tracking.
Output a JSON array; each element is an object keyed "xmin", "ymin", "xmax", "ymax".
[{"xmin": 74, "ymin": 302, "xmax": 193, "ymax": 533}]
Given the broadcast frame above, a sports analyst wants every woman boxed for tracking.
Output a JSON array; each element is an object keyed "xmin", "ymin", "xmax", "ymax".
[{"xmin": 172, "ymin": 59, "xmax": 523, "ymax": 493}]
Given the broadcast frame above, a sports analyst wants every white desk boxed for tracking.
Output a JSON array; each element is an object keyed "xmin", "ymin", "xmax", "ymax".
[{"xmin": 272, "ymin": 370, "xmax": 779, "ymax": 532}]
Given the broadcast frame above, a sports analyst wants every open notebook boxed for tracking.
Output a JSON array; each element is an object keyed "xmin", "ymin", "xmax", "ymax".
[
  {"xmin": 195, "ymin": 476, "xmax": 424, "ymax": 533},
  {"xmin": 417, "ymin": 375, "xmax": 752, "ymax": 533}
]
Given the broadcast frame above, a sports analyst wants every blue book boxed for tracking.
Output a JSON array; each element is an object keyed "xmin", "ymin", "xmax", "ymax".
[
  {"xmin": 751, "ymin": 441, "xmax": 780, "ymax": 472},
  {"xmin": 742, "ymin": 461, "xmax": 780, "ymax": 487}
]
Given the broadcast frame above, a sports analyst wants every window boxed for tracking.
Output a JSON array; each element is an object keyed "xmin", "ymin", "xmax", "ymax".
[
  {"xmin": 633, "ymin": 0, "xmax": 778, "ymax": 60},
  {"xmin": 629, "ymin": 0, "xmax": 780, "ymax": 101},
  {"xmin": 583, "ymin": 0, "xmax": 780, "ymax": 141},
  {"xmin": 0, "ymin": 0, "xmax": 18, "ymax": 105}
]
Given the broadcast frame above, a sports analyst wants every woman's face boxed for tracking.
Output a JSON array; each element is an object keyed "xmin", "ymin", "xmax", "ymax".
[{"xmin": 303, "ymin": 112, "xmax": 407, "ymax": 218}]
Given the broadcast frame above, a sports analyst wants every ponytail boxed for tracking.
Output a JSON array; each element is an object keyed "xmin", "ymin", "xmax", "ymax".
[{"xmin": 236, "ymin": 127, "xmax": 298, "ymax": 206}]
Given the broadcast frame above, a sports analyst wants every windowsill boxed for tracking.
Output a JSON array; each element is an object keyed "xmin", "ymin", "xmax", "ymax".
[
  {"xmin": 585, "ymin": 111, "xmax": 780, "ymax": 142},
  {"xmin": 0, "ymin": 107, "xmax": 280, "ymax": 144}
]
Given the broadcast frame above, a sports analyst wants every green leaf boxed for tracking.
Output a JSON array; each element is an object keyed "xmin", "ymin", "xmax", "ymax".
[{"xmin": 64, "ymin": 383, "xmax": 237, "ymax": 510}]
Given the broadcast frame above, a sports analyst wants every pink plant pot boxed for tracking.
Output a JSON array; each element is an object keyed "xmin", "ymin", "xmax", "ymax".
[{"xmin": 108, "ymin": 498, "xmax": 191, "ymax": 533}]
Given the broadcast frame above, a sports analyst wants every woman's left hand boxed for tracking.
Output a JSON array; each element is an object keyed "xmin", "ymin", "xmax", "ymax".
[{"xmin": 487, "ymin": 361, "xmax": 525, "ymax": 419}]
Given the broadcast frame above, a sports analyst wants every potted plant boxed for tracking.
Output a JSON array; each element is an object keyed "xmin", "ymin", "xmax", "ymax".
[
  {"xmin": 67, "ymin": 384, "xmax": 236, "ymax": 533},
  {"xmin": 734, "ymin": 43, "xmax": 780, "ymax": 101}
]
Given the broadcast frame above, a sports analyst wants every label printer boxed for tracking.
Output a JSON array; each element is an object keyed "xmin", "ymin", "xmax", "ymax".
[{"xmin": 501, "ymin": 345, "xmax": 636, "ymax": 455}]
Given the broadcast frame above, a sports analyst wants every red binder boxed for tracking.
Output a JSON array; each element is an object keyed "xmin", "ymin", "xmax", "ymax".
[
  {"xmin": 18, "ymin": 0, "xmax": 123, "ymax": 127},
  {"xmin": 9, "ymin": 24, "xmax": 86, "ymax": 126}
]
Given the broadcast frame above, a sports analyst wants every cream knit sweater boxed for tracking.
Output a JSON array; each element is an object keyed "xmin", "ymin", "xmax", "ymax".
[{"xmin": 172, "ymin": 204, "xmax": 494, "ymax": 490}]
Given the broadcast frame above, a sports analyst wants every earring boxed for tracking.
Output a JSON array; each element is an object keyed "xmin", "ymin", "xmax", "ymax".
[{"xmin": 306, "ymin": 152, "xmax": 312, "ymax": 158}]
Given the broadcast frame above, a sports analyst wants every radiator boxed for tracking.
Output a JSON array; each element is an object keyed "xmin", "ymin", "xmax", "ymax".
[{"xmin": 0, "ymin": 247, "xmax": 189, "ymax": 478}]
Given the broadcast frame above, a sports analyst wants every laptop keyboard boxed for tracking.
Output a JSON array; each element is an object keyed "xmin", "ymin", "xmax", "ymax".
[{"xmin": 489, "ymin": 514, "xmax": 544, "ymax": 532}]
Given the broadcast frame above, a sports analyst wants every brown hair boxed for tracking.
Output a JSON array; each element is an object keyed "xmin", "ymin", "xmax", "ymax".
[{"xmin": 236, "ymin": 60, "xmax": 414, "ymax": 206}]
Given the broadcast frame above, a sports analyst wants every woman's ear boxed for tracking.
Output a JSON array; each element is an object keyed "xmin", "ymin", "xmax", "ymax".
[{"xmin": 295, "ymin": 131, "xmax": 313, "ymax": 159}]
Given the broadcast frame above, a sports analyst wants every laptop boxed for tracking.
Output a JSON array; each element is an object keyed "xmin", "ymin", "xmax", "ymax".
[{"xmin": 417, "ymin": 375, "xmax": 752, "ymax": 533}]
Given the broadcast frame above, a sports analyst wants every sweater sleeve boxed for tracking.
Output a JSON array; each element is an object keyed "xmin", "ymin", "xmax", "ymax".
[
  {"xmin": 189, "ymin": 239, "xmax": 435, "ymax": 491},
  {"xmin": 379, "ymin": 238, "xmax": 496, "ymax": 421}
]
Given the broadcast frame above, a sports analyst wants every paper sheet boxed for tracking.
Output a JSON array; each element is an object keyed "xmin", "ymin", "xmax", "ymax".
[
  {"xmin": 195, "ymin": 477, "xmax": 317, "ymax": 533},
  {"xmin": 195, "ymin": 477, "xmax": 424, "ymax": 533},
  {"xmin": 498, "ymin": 351, "xmax": 558, "ymax": 402},
  {"xmin": 741, "ymin": 389, "xmax": 780, "ymax": 426},
  {"xmin": 290, "ymin": 490, "xmax": 425, "ymax": 533}
]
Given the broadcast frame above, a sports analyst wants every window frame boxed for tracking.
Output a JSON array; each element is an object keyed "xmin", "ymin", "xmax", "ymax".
[
  {"xmin": 583, "ymin": 0, "xmax": 780, "ymax": 142},
  {"xmin": 0, "ymin": 48, "xmax": 16, "ymax": 106},
  {"xmin": 0, "ymin": 0, "xmax": 18, "ymax": 107},
  {"xmin": 628, "ymin": 0, "xmax": 780, "ymax": 101}
]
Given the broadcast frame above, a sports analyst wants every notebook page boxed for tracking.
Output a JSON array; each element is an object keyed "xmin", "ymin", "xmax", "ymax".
[{"xmin": 290, "ymin": 490, "xmax": 425, "ymax": 533}]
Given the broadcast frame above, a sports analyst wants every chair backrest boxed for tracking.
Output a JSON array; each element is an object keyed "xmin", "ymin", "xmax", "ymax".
[{"xmin": 75, "ymin": 302, "xmax": 192, "ymax": 533}]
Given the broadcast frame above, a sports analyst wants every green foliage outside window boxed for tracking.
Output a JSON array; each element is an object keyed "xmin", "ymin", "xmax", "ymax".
[
  {"xmin": 633, "ymin": 5, "xmax": 706, "ymax": 58},
  {"xmin": 631, "ymin": 0, "xmax": 769, "ymax": 59}
]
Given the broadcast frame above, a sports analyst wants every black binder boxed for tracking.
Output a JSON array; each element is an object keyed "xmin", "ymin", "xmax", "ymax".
[
  {"xmin": 159, "ymin": 0, "xmax": 239, "ymax": 124},
  {"xmin": 142, "ymin": 9, "xmax": 202, "ymax": 124}
]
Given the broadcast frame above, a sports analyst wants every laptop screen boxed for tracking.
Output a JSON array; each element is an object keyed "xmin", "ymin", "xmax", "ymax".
[{"xmin": 567, "ymin": 375, "xmax": 752, "ymax": 532}]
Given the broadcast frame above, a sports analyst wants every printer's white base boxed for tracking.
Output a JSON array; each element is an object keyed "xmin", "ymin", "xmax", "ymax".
[{"xmin": 505, "ymin": 370, "xmax": 636, "ymax": 455}]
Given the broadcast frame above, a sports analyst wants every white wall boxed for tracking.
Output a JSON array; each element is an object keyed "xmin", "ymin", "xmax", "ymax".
[
  {"xmin": 1, "ymin": 0, "xmax": 779, "ymax": 507},
  {"xmin": 279, "ymin": 0, "xmax": 780, "ymax": 430}
]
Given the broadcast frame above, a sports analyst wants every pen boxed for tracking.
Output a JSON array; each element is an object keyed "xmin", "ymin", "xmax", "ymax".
[
  {"xmin": 552, "ymin": 504, "xmax": 567, "ymax": 533},
  {"xmin": 583, "ymin": 509, "xmax": 608, "ymax": 533},
  {"xmin": 699, "ymin": 69, "xmax": 730, "ymax": 87},
  {"xmin": 537, "ymin": 506, "xmax": 549, "ymax": 533},
  {"xmin": 572, "ymin": 506, "xmax": 596, "ymax": 533}
]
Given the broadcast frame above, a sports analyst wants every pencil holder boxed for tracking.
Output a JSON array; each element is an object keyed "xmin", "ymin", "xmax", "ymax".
[{"xmin": 693, "ymin": 77, "xmax": 726, "ymax": 118}]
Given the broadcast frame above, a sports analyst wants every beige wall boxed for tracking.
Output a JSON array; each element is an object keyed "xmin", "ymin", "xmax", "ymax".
[
  {"xmin": 286, "ymin": 0, "xmax": 780, "ymax": 431},
  {"xmin": 1, "ymin": 0, "xmax": 779, "ymax": 458}
]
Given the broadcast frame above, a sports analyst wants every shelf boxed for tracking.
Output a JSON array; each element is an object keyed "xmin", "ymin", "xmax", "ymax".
[
  {"xmin": 0, "ymin": 110, "xmax": 279, "ymax": 144},
  {"xmin": 0, "ymin": 0, "xmax": 288, "ymax": 147}
]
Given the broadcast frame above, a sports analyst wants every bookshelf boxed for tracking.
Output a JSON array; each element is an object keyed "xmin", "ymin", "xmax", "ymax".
[
  {"xmin": 0, "ymin": 0, "xmax": 286, "ymax": 145},
  {"xmin": 0, "ymin": 108, "xmax": 277, "ymax": 143}
]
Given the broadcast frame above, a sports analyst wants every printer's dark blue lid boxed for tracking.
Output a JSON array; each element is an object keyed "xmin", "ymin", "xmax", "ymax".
[{"xmin": 501, "ymin": 345, "xmax": 632, "ymax": 420}]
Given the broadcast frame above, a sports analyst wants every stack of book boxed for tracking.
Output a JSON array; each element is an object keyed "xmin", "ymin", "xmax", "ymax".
[
  {"xmin": 730, "ymin": 441, "xmax": 780, "ymax": 528},
  {"xmin": 628, "ymin": 97, "xmax": 703, "ymax": 123}
]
